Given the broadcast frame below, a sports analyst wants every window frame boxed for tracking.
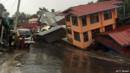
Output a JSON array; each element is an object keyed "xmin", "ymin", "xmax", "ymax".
[
  {"xmin": 66, "ymin": 15, "xmax": 70, "ymax": 21},
  {"xmin": 90, "ymin": 13, "xmax": 99, "ymax": 24},
  {"xmin": 105, "ymin": 25, "xmax": 113, "ymax": 32},
  {"xmin": 67, "ymin": 28, "xmax": 72, "ymax": 34},
  {"xmin": 91, "ymin": 29, "xmax": 100, "ymax": 39},
  {"xmin": 81, "ymin": 16, "xmax": 87, "ymax": 26},
  {"xmin": 104, "ymin": 10, "xmax": 112, "ymax": 20},
  {"xmin": 74, "ymin": 31, "xmax": 80, "ymax": 41},
  {"xmin": 83, "ymin": 32, "xmax": 88, "ymax": 42},
  {"xmin": 72, "ymin": 16, "xmax": 78, "ymax": 26}
]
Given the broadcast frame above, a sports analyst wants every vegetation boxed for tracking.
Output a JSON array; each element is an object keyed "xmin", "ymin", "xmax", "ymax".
[
  {"xmin": 12, "ymin": 12, "xmax": 31, "ymax": 24},
  {"xmin": 0, "ymin": 3, "xmax": 6, "ymax": 17},
  {"xmin": 123, "ymin": 0, "xmax": 130, "ymax": 16},
  {"xmin": 97, "ymin": 0, "xmax": 130, "ymax": 17}
]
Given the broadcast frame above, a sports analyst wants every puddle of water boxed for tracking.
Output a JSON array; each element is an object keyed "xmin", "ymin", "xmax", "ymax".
[{"xmin": 20, "ymin": 45, "xmax": 63, "ymax": 73}]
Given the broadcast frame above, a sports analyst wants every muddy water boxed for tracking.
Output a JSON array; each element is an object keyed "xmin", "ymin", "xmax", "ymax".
[
  {"xmin": 0, "ymin": 43, "xmax": 130, "ymax": 73},
  {"xmin": 19, "ymin": 44, "xmax": 63, "ymax": 73},
  {"xmin": 0, "ymin": 45, "xmax": 63, "ymax": 73},
  {"xmin": 0, "ymin": 51, "xmax": 24, "ymax": 73},
  {"xmin": 0, "ymin": 42, "xmax": 89, "ymax": 73}
]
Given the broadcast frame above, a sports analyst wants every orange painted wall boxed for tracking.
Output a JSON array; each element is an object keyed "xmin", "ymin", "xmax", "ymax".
[{"xmin": 65, "ymin": 9, "xmax": 117, "ymax": 49}]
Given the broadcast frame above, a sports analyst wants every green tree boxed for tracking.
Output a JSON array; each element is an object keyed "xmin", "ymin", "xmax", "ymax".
[
  {"xmin": 12, "ymin": 12, "xmax": 30, "ymax": 24},
  {"xmin": 0, "ymin": 3, "xmax": 6, "ymax": 17},
  {"xmin": 97, "ymin": 0, "xmax": 130, "ymax": 17},
  {"xmin": 124, "ymin": 0, "xmax": 130, "ymax": 16}
]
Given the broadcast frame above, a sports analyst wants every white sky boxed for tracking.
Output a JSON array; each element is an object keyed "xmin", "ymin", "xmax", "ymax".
[{"xmin": 0, "ymin": 0, "xmax": 97, "ymax": 16}]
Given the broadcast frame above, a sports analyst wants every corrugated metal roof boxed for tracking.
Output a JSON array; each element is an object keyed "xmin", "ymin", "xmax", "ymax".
[
  {"xmin": 63, "ymin": 0, "xmax": 121, "ymax": 16},
  {"xmin": 34, "ymin": 25, "xmax": 66, "ymax": 43},
  {"xmin": 37, "ymin": 25, "xmax": 66, "ymax": 36},
  {"xmin": 95, "ymin": 35, "xmax": 130, "ymax": 57},
  {"xmin": 96, "ymin": 25, "xmax": 130, "ymax": 47},
  {"xmin": 108, "ymin": 29, "xmax": 130, "ymax": 47},
  {"xmin": 96, "ymin": 36, "xmax": 122, "ymax": 50}
]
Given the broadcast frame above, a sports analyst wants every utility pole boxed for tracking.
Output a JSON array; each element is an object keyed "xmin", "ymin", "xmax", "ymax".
[
  {"xmin": 14, "ymin": 0, "xmax": 21, "ymax": 31},
  {"xmin": 0, "ymin": 19, "xmax": 4, "ymax": 44}
]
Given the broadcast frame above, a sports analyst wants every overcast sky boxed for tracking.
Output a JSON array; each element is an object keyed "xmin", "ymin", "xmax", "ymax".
[{"xmin": 0, "ymin": 0, "xmax": 97, "ymax": 16}]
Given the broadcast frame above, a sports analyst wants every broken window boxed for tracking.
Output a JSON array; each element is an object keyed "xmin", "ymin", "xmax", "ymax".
[
  {"xmin": 92, "ymin": 29, "xmax": 100, "ymax": 39},
  {"xmin": 81, "ymin": 16, "xmax": 87, "ymax": 26},
  {"xmin": 105, "ymin": 25, "xmax": 113, "ymax": 32},
  {"xmin": 72, "ymin": 16, "xmax": 78, "ymax": 26},
  {"xmin": 90, "ymin": 13, "xmax": 99, "ymax": 24},
  {"xmin": 74, "ymin": 31, "xmax": 80, "ymax": 41},
  {"xmin": 83, "ymin": 32, "xmax": 88, "ymax": 42},
  {"xmin": 104, "ymin": 10, "xmax": 112, "ymax": 20}
]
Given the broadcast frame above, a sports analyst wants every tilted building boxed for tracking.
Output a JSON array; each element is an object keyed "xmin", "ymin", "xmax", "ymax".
[{"xmin": 63, "ymin": 0, "xmax": 120, "ymax": 49}]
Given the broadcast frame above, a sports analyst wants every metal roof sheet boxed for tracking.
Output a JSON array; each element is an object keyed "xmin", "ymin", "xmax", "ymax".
[
  {"xmin": 37, "ymin": 25, "xmax": 66, "ymax": 36},
  {"xmin": 108, "ymin": 29, "xmax": 130, "ymax": 47},
  {"xmin": 95, "ymin": 35, "xmax": 130, "ymax": 57}
]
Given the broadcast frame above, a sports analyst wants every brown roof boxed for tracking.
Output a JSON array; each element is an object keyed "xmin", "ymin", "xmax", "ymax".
[
  {"xmin": 108, "ymin": 29, "xmax": 130, "ymax": 47},
  {"xmin": 18, "ymin": 22, "xmax": 40, "ymax": 29},
  {"xmin": 63, "ymin": 0, "xmax": 121, "ymax": 16},
  {"xmin": 95, "ymin": 34, "xmax": 130, "ymax": 57},
  {"xmin": 97, "ymin": 25, "xmax": 130, "ymax": 47}
]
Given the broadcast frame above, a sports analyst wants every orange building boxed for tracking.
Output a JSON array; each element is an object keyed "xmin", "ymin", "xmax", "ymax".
[{"xmin": 63, "ymin": 0, "xmax": 120, "ymax": 49}]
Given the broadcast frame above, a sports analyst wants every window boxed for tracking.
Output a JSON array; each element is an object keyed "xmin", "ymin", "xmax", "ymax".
[
  {"xmin": 67, "ymin": 28, "xmax": 72, "ymax": 34},
  {"xmin": 105, "ymin": 25, "xmax": 113, "ymax": 32},
  {"xmin": 92, "ymin": 29, "xmax": 100, "ymax": 39},
  {"xmin": 81, "ymin": 16, "xmax": 87, "ymax": 26},
  {"xmin": 90, "ymin": 13, "xmax": 99, "ymax": 24},
  {"xmin": 72, "ymin": 16, "xmax": 78, "ymax": 26},
  {"xmin": 66, "ymin": 15, "xmax": 70, "ymax": 21},
  {"xmin": 104, "ymin": 10, "xmax": 112, "ymax": 20},
  {"xmin": 74, "ymin": 31, "xmax": 80, "ymax": 41},
  {"xmin": 83, "ymin": 32, "xmax": 88, "ymax": 42}
]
